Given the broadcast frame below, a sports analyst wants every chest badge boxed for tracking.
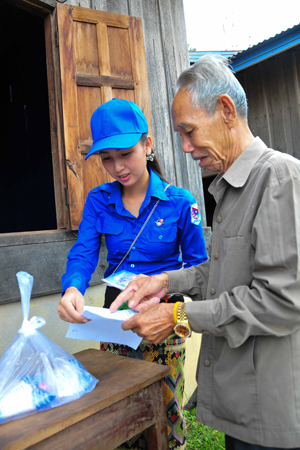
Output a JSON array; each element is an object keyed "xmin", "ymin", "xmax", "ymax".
[
  {"xmin": 191, "ymin": 203, "xmax": 201, "ymax": 225},
  {"xmin": 155, "ymin": 218, "xmax": 164, "ymax": 226}
]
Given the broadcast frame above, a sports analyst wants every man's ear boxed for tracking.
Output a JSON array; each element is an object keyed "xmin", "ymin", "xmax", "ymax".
[{"xmin": 218, "ymin": 94, "xmax": 237, "ymax": 128}]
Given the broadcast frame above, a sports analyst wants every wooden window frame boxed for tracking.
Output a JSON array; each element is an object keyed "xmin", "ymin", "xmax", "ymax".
[
  {"xmin": 0, "ymin": 0, "xmax": 70, "ymax": 241},
  {"xmin": 0, "ymin": 0, "xmax": 73, "ymax": 305},
  {"xmin": 44, "ymin": 7, "xmax": 70, "ymax": 231}
]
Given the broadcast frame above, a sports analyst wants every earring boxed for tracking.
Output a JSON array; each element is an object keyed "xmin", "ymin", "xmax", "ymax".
[{"xmin": 146, "ymin": 153, "xmax": 155, "ymax": 162}]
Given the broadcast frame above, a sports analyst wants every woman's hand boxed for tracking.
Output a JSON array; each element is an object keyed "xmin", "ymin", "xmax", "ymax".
[
  {"xmin": 57, "ymin": 286, "xmax": 88, "ymax": 323},
  {"xmin": 110, "ymin": 272, "xmax": 169, "ymax": 312}
]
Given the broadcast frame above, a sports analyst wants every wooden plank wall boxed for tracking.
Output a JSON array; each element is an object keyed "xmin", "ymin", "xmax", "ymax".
[
  {"xmin": 66, "ymin": 0, "xmax": 207, "ymax": 224},
  {"xmin": 235, "ymin": 45, "xmax": 300, "ymax": 159}
]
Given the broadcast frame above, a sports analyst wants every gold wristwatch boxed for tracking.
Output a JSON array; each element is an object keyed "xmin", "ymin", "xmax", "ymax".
[{"xmin": 173, "ymin": 302, "xmax": 192, "ymax": 338}]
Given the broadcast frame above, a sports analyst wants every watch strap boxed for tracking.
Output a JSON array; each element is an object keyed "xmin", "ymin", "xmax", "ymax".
[{"xmin": 173, "ymin": 302, "xmax": 181, "ymax": 324}]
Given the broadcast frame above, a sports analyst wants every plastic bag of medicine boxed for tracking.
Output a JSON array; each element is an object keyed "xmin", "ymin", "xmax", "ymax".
[{"xmin": 0, "ymin": 271, "xmax": 98, "ymax": 423}]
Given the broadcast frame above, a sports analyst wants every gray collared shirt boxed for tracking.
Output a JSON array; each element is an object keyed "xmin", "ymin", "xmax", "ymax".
[{"xmin": 167, "ymin": 137, "xmax": 300, "ymax": 447}]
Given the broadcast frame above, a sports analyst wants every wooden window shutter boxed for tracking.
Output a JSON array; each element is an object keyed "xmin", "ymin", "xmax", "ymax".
[{"xmin": 56, "ymin": 4, "xmax": 152, "ymax": 229}]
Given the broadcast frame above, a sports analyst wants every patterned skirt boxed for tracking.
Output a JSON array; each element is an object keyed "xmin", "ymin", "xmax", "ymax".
[{"xmin": 100, "ymin": 336, "xmax": 186, "ymax": 450}]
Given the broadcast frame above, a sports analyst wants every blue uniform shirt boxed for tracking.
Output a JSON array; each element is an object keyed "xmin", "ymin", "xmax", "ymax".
[{"xmin": 62, "ymin": 169, "xmax": 207, "ymax": 295}]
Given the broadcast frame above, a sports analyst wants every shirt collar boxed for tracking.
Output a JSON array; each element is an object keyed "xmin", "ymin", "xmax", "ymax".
[
  {"xmin": 139, "ymin": 169, "xmax": 169, "ymax": 213},
  {"xmin": 101, "ymin": 181, "xmax": 122, "ymax": 207},
  {"xmin": 209, "ymin": 137, "xmax": 267, "ymax": 196},
  {"xmin": 222, "ymin": 137, "xmax": 267, "ymax": 187},
  {"xmin": 147, "ymin": 169, "xmax": 170, "ymax": 201}
]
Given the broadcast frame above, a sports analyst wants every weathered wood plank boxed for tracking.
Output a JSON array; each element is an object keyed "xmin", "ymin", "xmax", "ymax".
[
  {"xmin": 0, "ymin": 231, "xmax": 76, "ymax": 247},
  {"xmin": 128, "ymin": 15, "xmax": 153, "ymax": 138},
  {"xmin": 9, "ymin": 0, "xmax": 55, "ymax": 16},
  {"xmin": 78, "ymin": 141, "xmax": 92, "ymax": 155},
  {"xmin": 107, "ymin": 26, "xmax": 133, "ymax": 79},
  {"xmin": 72, "ymin": 4, "xmax": 129, "ymax": 27},
  {"xmin": 289, "ymin": 49, "xmax": 300, "ymax": 159},
  {"xmin": 57, "ymin": 4, "xmax": 85, "ymax": 229},
  {"xmin": 68, "ymin": 0, "xmax": 91, "ymax": 7},
  {"xmin": 237, "ymin": 47, "xmax": 300, "ymax": 161},
  {"xmin": 28, "ymin": 392, "xmax": 156, "ymax": 449},
  {"xmin": 140, "ymin": 0, "xmax": 176, "ymax": 187},
  {"xmin": 127, "ymin": 0, "xmax": 143, "ymax": 17},
  {"xmin": 280, "ymin": 49, "xmax": 300, "ymax": 158},
  {"xmin": 106, "ymin": 0, "xmax": 129, "ymax": 15},
  {"xmin": 44, "ymin": 12, "xmax": 69, "ymax": 230},
  {"xmin": 158, "ymin": 0, "xmax": 189, "ymax": 190},
  {"xmin": 77, "ymin": 75, "xmax": 135, "ymax": 89},
  {"xmin": 90, "ymin": 0, "xmax": 108, "ymax": 11}
]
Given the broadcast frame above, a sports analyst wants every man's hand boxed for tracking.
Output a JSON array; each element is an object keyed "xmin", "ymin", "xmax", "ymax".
[
  {"xmin": 110, "ymin": 273, "xmax": 169, "ymax": 312},
  {"xmin": 122, "ymin": 303, "xmax": 175, "ymax": 344},
  {"xmin": 57, "ymin": 286, "xmax": 88, "ymax": 323}
]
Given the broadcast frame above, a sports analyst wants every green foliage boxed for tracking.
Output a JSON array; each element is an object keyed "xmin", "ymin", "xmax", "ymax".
[{"xmin": 184, "ymin": 408, "xmax": 225, "ymax": 450}]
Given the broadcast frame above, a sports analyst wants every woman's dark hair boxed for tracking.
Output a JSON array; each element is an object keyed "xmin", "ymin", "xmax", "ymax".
[{"xmin": 140, "ymin": 133, "xmax": 168, "ymax": 183}]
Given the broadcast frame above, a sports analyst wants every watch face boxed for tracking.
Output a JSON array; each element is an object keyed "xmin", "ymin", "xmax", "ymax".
[{"xmin": 174, "ymin": 324, "xmax": 191, "ymax": 338}]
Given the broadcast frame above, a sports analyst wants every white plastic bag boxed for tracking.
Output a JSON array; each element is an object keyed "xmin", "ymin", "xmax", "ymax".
[{"xmin": 0, "ymin": 271, "xmax": 98, "ymax": 423}]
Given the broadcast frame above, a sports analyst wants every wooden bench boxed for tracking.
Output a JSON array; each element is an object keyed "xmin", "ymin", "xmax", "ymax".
[{"xmin": 0, "ymin": 348, "xmax": 170, "ymax": 449}]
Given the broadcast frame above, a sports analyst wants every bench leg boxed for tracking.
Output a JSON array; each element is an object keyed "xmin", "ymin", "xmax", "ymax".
[{"xmin": 145, "ymin": 379, "xmax": 169, "ymax": 450}]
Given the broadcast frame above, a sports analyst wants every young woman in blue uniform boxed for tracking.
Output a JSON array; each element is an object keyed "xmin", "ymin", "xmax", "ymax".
[{"xmin": 58, "ymin": 99, "xmax": 207, "ymax": 450}]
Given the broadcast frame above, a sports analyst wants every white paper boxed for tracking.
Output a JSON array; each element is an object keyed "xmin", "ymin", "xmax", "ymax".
[{"xmin": 66, "ymin": 306, "xmax": 142, "ymax": 350}]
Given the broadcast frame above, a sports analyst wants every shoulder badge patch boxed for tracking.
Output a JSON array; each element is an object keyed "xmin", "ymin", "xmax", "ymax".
[{"xmin": 191, "ymin": 203, "xmax": 201, "ymax": 225}]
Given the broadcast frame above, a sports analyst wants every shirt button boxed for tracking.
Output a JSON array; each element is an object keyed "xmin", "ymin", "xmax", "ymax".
[
  {"xmin": 216, "ymin": 216, "xmax": 222, "ymax": 223},
  {"xmin": 159, "ymin": 235, "xmax": 163, "ymax": 239},
  {"xmin": 210, "ymin": 287, "xmax": 216, "ymax": 295},
  {"xmin": 214, "ymin": 252, "xmax": 219, "ymax": 260},
  {"xmin": 204, "ymin": 359, "xmax": 211, "ymax": 367},
  {"xmin": 132, "ymin": 247, "xmax": 135, "ymax": 250},
  {"xmin": 131, "ymin": 264, "xmax": 135, "ymax": 268}
]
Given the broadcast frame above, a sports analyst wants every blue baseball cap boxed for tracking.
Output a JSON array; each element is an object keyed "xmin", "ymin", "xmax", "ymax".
[{"xmin": 85, "ymin": 98, "xmax": 148, "ymax": 160}]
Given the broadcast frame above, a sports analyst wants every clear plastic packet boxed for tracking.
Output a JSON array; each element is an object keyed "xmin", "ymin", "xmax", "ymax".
[
  {"xmin": 0, "ymin": 271, "xmax": 98, "ymax": 423},
  {"xmin": 102, "ymin": 270, "xmax": 137, "ymax": 290},
  {"xmin": 102, "ymin": 270, "xmax": 137, "ymax": 309}
]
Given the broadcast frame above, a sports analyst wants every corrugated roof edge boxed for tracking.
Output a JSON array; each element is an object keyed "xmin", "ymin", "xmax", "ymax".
[
  {"xmin": 188, "ymin": 23, "xmax": 300, "ymax": 71},
  {"xmin": 189, "ymin": 50, "xmax": 239, "ymax": 63},
  {"xmin": 230, "ymin": 23, "xmax": 300, "ymax": 72}
]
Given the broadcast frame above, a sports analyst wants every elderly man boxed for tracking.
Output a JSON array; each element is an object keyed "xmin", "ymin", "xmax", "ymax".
[{"xmin": 111, "ymin": 55, "xmax": 300, "ymax": 450}]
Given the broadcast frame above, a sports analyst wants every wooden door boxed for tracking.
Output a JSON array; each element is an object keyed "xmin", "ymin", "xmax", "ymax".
[{"xmin": 56, "ymin": 3, "xmax": 152, "ymax": 229}]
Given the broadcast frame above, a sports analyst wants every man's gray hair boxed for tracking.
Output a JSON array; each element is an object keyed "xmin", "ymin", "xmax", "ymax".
[{"xmin": 176, "ymin": 54, "xmax": 248, "ymax": 119}]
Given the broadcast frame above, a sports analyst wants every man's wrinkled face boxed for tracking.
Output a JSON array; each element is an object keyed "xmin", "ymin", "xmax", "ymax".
[{"xmin": 171, "ymin": 89, "xmax": 233, "ymax": 173}]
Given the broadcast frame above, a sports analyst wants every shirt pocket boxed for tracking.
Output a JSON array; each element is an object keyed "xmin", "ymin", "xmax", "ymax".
[
  {"xmin": 96, "ymin": 217, "xmax": 124, "ymax": 255},
  {"xmin": 144, "ymin": 225, "xmax": 177, "ymax": 261}
]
